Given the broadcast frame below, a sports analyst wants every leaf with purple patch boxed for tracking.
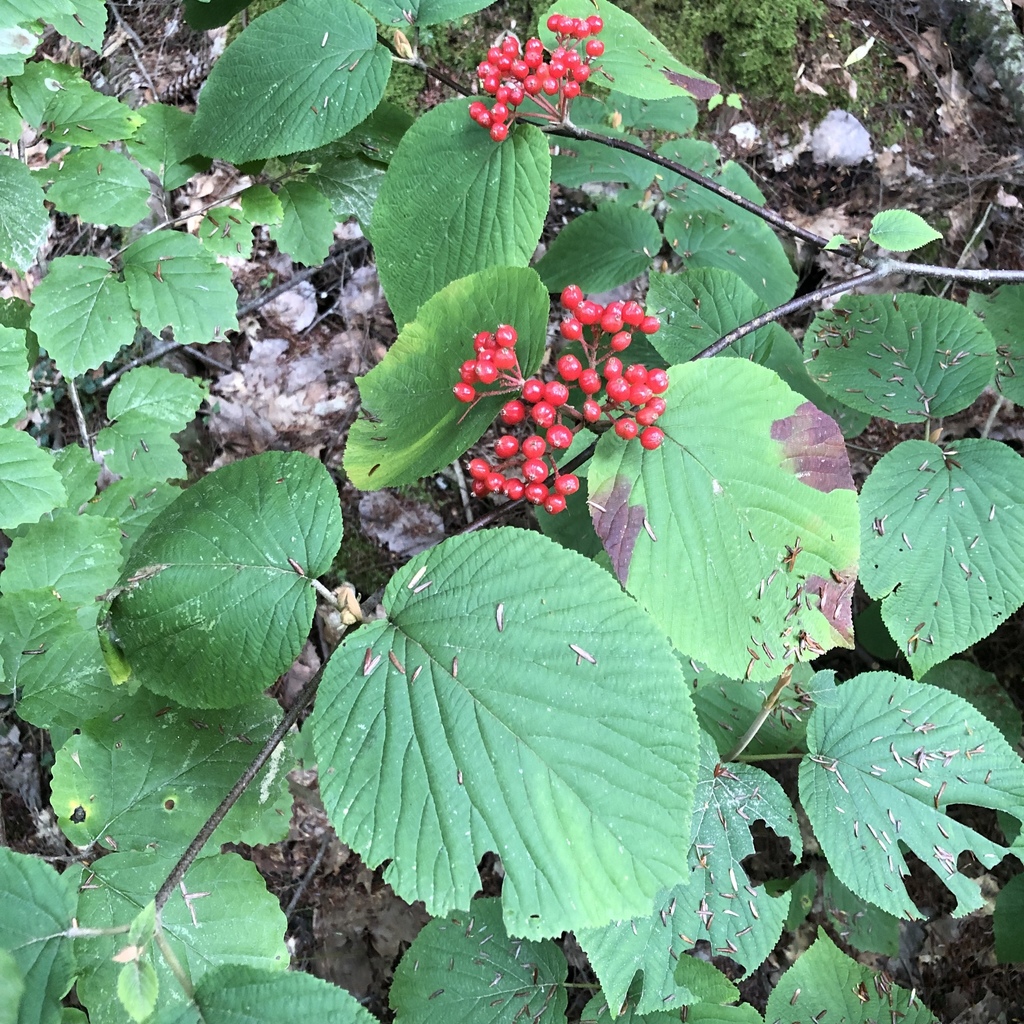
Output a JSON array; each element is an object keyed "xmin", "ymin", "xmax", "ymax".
[{"xmin": 588, "ymin": 359, "xmax": 859, "ymax": 682}]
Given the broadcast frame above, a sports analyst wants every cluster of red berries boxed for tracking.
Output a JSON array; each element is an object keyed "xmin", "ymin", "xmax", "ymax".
[
  {"xmin": 452, "ymin": 286, "xmax": 670, "ymax": 516},
  {"xmin": 469, "ymin": 14, "xmax": 605, "ymax": 142}
]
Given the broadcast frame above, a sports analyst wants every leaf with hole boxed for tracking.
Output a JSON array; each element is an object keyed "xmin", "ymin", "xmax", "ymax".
[
  {"xmin": 311, "ymin": 528, "xmax": 699, "ymax": 939},
  {"xmin": 860, "ymin": 438, "xmax": 1024, "ymax": 676},
  {"xmin": 800, "ymin": 670, "xmax": 1024, "ymax": 919}
]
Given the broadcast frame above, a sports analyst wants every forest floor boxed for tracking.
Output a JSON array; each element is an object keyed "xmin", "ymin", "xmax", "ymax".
[{"xmin": 2, "ymin": 0, "xmax": 1024, "ymax": 1020}]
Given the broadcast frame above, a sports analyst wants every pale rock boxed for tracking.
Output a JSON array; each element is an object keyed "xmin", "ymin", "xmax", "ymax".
[{"xmin": 811, "ymin": 110, "xmax": 873, "ymax": 166}]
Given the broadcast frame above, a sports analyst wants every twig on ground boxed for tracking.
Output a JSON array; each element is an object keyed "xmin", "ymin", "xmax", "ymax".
[{"xmin": 284, "ymin": 831, "xmax": 332, "ymax": 919}]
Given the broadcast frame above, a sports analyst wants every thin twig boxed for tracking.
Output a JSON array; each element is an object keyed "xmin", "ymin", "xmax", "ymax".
[
  {"xmin": 376, "ymin": 33, "xmax": 471, "ymax": 96},
  {"xmin": 451, "ymin": 458, "xmax": 474, "ymax": 524},
  {"xmin": 66, "ymin": 379, "xmax": 94, "ymax": 456},
  {"xmin": 982, "ymin": 394, "xmax": 1005, "ymax": 439},
  {"xmin": 723, "ymin": 665, "xmax": 793, "ymax": 762},
  {"xmin": 284, "ymin": 831, "xmax": 332, "ymax": 919}
]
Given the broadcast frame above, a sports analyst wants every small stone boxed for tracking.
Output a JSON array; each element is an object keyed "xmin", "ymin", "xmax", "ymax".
[{"xmin": 811, "ymin": 110, "xmax": 873, "ymax": 166}]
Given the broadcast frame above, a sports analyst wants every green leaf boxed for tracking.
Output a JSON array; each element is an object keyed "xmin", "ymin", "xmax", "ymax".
[
  {"xmin": 117, "ymin": 958, "xmax": 158, "ymax": 1024},
  {"xmin": 40, "ymin": 74, "xmax": 143, "ymax": 146},
  {"xmin": 268, "ymin": 180, "xmax": 334, "ymax": 266},
  {"xmin": 49, "ymin": 0, "xmax": 107, "ymax": 49},
  {"xmin": 820, "ymin": 868, "xmax": 900, "ymax": 956},
  {"xmin": 96, "ymin": 367, "xmax": 207, "ymax": 483},
  {"xmin": 0, "ymin": 847, "xmax": 78, "ymax": 1024},
  {"xmin": 0, "ymin": 949, "xmax": 25, "ymax": 1024},
  {"xmin": 307, "ymin": 152, "xmax": 385, "ymax": 226},
  {"xmin": 41, "ymin": 148, "xmax": 151, "ymax": 227},
  {"xmin": 83, "ymin": 480, "xmax": 180, "ymax": 553},
  {"xmin": 30, "ymin": 255, "xmax": 136, "ymax": 378},
  {"xmin": 539, "ymin": 0, "xmax": 719, "ymax": 102},
  {"xmin": 800, "ymin": 670, "xmax": 1024, "ymax": 919},
  {"xmin": 127, "ymin": 901, "xmax": 156, "ymax": 948},
  {"xmin": 390, "ymin": 898, "xmax": 566, "ymax": 1023},
  {"xmin": 578, "ymin": 730, "xmax": 799, "ymax": 1011},
  {"xmin": 188, "ymin": 963, "xmax": 378, "ymax": 1023},
  {"xmin": 580, "ymin": 986, "xmax": 762, "ymax": 1024},
  {"xmin": 183, "ymin": 0, "xmax": 251, "ymax": 30},
  {"xmin": 767, "ymin": 930, "xmax": 936, "ymax": 1023},
  {"xmin": 110, "ymin": 451, "xmax": 342, "ymax": 708},
  {"xmin": 921, "ymin": 659, "xmax": 1022, "ymax": 746},
  {"xmin": 123, "ymin": 230, "xmax": 238, "ymax": 346},
  {"xmin": 806, "ymin": 294, "xmax": 995, "ymax": 423},
  {"xmin": 589, "ymin": 359, "xmax": 859, "ymax": 682},
  {"xmin": 647, "ymin": 268, "xmax": 789, "ymax": 364},
  {"xmin": 0, "ymin": 427, "xmax": 65, "ymax": 529},
  {"xmin": 860, "ymin": 438, "xmax": 1024, "ymax": 675},
  {"xmin": 9, "ymin": 61, "xmax": 79, "ymax": 127},
  {"xmin": 0, "ymin": 325, "xmax": 29, "ymax": 423},
  {"xmin": 371, "ymin": 99, "xmax": 550, "ymax": 328},
  {"xmin": 344, "ymin": 265, "xmax": 549, "ymax": 488},
  {"xmin": 356, "ymin": 0, "xmax": 491, "ymax": 26},
  {"xmin": 0, "ymin": 588, "xmax": 122, "ymax": 728},
  {"xmin": 0, "ymin": 23, "xmax": 39, "ymax": 79},
  {"xmin": 550, "ymin": 136, "xmax": 657, "ymax": 189},
  {"xmin": 126, "ymin": 103, "xmax": 210, "ymax": 190},
  {"xmin": 190, "ymin": 0, "xmax": 391, "ymax": 162},
  {"xmin": 52, "ymin": 689, "xmax": 292, "ymax": 853},
  {"xmin": 197, "ymin": 206, "xmax": 254, "ymax": 259},
  {"xmin": 75, "ymin": 851, "xmax": 288, "ymax": 1024},
  {"xmin": 535, "ymin": 203, "xmax": 661, "ymax": 294},
  {"xmin": 869, "ymin": 209, "xmax": 942, "ymax": 252},
  {"xmin": 0, "ymin": 88, "xmax": 25, "ymax": 145},
  {"xmin": 967, "ymin": 285, "xmax": 1024, "ymax": 406},
  {"xmin": 994, "ymin": 872, "xmax": 1024, "ymax": 963},
  {"xmin": 0, "ymin": 153, "xmax": 48, "ymax": 271},
  {"xmin": 240, "ymin": 184, "xmax": 283, "ymax": 225},
  {"xmin": 311, "ymin": 528, "xmax": 700, "ymax": 939},
  {"xmin": 607, "ymin": 91, "xmax": 699, "ymax": 134}
]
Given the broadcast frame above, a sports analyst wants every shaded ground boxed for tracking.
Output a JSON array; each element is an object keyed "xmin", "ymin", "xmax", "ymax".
[{"xmin": 2, "ymin": 0, "xmax": 1024, "ymax": 1020}]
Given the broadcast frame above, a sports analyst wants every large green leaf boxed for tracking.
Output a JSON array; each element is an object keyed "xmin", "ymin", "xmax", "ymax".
[
  {"xmin": 344, "ymin": 265, "xmax": 549, "ymax": 488},
  {"xmin": 0, "ymin": 427, "xmax": 65, "ymax": 529},
  {"xmin": 356, "ymin": 0, "xmax": 491, "ymax": 26},
  {"xmin": 39, "ymin": 75, "xmax": 143, "ymax": 147},
  {"xmin": 869, "ymin": 209, "xmax": 941, "ymax": 252},
  {"xmin": 806, "ymin": 294, "xmax": 995, "ymax": 423},
  {"xmin": 535, "ymin": 203, "xmax": 661, "ymax": 294},
  {"xmin": 967, "ymin": 285, "xmax": 1024, "ymax": 406},
  {"xmin": 0, "ymin": 153, "xmax": 48, "ymax": 271},
  {"xmin": 125, "ymin": 104, "xmax": 210, "ymax": 191},
  {"xmin": 29, "ymin": 255, "xmax": 136, "ymax": 378},
  {"xmin": 267, "ymin": 180, "xmax": 334, "ymax": 266},
  {"xmin": 538, "ymin": 0, "xmax": 719, "ymax": 102},
  {"xmin": 371, "ymin": 99, "xmax": 550, "ymax": 328},
  {"xmin": 0, "ymin": 847, "xmax": 78, "ymax": 1024},
  {"xmin": 994, "ymin": 872, "xmax": 1024, "ymax": 963},
  {"xmin": 75, "ymin": 852, "xmax": 287, "ymax": 1024},
  {"xmin": 0, "ymin": 949, "xmax": 24, "ymax": 1024},
  {"xmin": 800, "ymin": 671, "xmax": 1024, "ymax": 919},
  {"xmin": 311, "ymin": 528, "xmax": 700, "ymax": 939},
  {"xmin": 49, "ymin": 0, "xmax": 107, "ymax": 50},
  {"xmin": 550, "ymin": 136, "xmax": 657, "ymax": 189},
  {"xmin": 390, "ymin": 898, "xmax": 566, "ymax": 1024},
  {"xmin": 197, "ymin": 206, "xmax": 254, "ymax": 259},
  {"xmin": 190, "ymin": 0, "xmax": 391, "ymax": 162},
  {"xmin": 307, "ymin": 152, "xmax": 385, "ymax": 227},
  {"xmin": 578, "ymin": 730, "xmax": 799, "ymax": 1012},
  {"xmin": 123, "ymin": 231, "xmax": 238, "ymax": 347},
  {"xmin": 41, "ymin": 148, "xmax": 151, "ymax": 227},
  {"xmin": 581, "ymin": 990, "xmax": 761, "ymax": 1024},
  {"xmin": 184, "ymin": 964, "xmax": 378, "ymax": 1024},
  {"xmin": 860, "ymin": 438, "xmax": 1024, "ymax": 676},
  {"xmin": 589, "ymin": 359, "xmax": 859, "ymax": 682},
  {"xmin": 922, "ymin": 659, "xmax": 1022, "ymax": 746},
  {"xmin": 765, "ymin": 930, "xmax": 936, "ymax": 1024},
  {"xmin": 0, "ymin": 325, "xmax": 28, "ymax": 423},
  {"xmin": 51, "ymin": 689, "xmax": 292, "ymax": 854},
  {"xmin": 820, "ymin": 868, "xmax": 900, "ymax": 956},
  {"xmin": 109, "ymin": 451, "xmax": 342, "ymax": 708}
]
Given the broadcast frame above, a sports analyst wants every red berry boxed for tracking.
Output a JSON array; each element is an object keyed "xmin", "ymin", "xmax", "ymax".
[
  {"xmin": 560, "ymin": 317, "xmax": 583, "ymax": 341},
  {"xmin": 640, "ymin": 315, "xmax": 661, "ymax": 334},
  {"xmin": 555, "ymin": 473, "xmax": 580, "ymax": 496},
  {"xmin": 640, "ymin": 426, "xmax": 665, "ymax": 450},
  {"xmin": 561, "ymin": 284, "xmax": 584, "ymax": 308},
  {"xmin": 469, "ymin": 101, "xmax": 487, "ymax": 120},
  {"xmin": 490, "ymin": 102, "xmax": 509, "ymax": 123},
  {"xmin": 495, "ymin": 54, "xmax": 512, "ymax": 72},
  {"xmin": 629, "ymin": 383, "xmax": 653, "ymax": 405},
  {"xmin": 547, "ymin": 13, "xmax": 564, "ymax": 31},
  {"xmin": 483, "ymin": 74, "xmax": 501, "ymax": 94},
  {"xmin": 522, "ymin": 458, "xmax": 549, "ymax": 482},
  {"xmin": 609, "ymin": 331, "xmax": 632, "ymax": 352},
  {"xmin": 474, "ymin": 330, "xmax": 494, "ymax": 351},
  {"xmin": 476, "ymin": 110, "xmax": 492, "ymax": 128},
  {"xmin": 485, "ymin": 472, "xmax": 505, "ymax": 492},
  {"xmin": 572, "ymin": 19, "xmax": 589, "ymax": 38},
  {"xmin": 460, "ymin": 359, "xmax": 478, "ymax": 383},
  {"xmin": 495, "ymin": 323, "xmax": 517, "ymax": 346},
  {"xmin": 522, "ymin": 434, "xmax": 546, "ymax": 458},
  {"xmin": 647, "ymin": 368, "xmax": 670, "ymax": 393},
  {"xmin": 501, "ymin": 399, "xmax": 526, "ymax": 424},
  {"xmin": 585, "ymin": 38, "xmax": 604, "ymax": 57},
  {"xmin": 546, "ymin": 424, "xmax": 573, "ymax": 449},
  {"xmin": 510, "ymin": 59, "xmax": 529, "ymax": 80},
  {"xmin": 577, "ymin": 300, "xmax": 602, "ymax": 325},
  {"xmin": 544, "ymin": 380, "xmax": 570, "ymax": 406},
  {"xmin": 501, "ymin": 36, "xmax": 519, "ymax": 55},
  {"xmin": 582, "ymin": 399, "xmax": 602, "ymax": 422},
  {"xmin": 600, "ymin": 310, "xmax": 623, "ymax": 333},
  {"xmin": 475, "ymin": 361, "xmax": 499, "ymax": 384},
  {"xmin": 490, "ymin": 123, "xmax": 509, "ymax": 142},
  {"xmin": 557, "ymin": 353, "xmax": 582, "ymax": 380},
  {"xmin": 587, "ymin": 15, "xmax": 604, "ymax": 33},
  {"xmin": 476, "ymin": 348, "xmax": 495, "ymax": 363},
  {"xmin": 504, "ymin": 478, "xmax": 525, "ymax": 500},
  {"xmin": 624, "ymin": 364, "xmax": 648, "ymax": 385},
  {"xmin": 495, "ymin": 85, "xmax": 510, "ymax": 103},
  {"xmin": 563, "ymin": 80, "xmax": 581, "ymax": 99},
  {"xmin": 549, "ymin": 58, "xmax": 567, "ymax": 77},
  {"xmin": 606, "ymin": 377, "xmax": 631, "ymax": 402},
  {"xmin": 494, "ymin": 346, "xmax": 517, "ymax": 370},
  {"xmin": 454, "ymin": 382, "xmax": 476, "ymax": 402},
  {"xmin": 472, "ymin": 479, "xmax": 489, "ymax": 497},
  {"xmin": 522, "ymin": 378, "xmax": 545, "ymax": 404},
  {"xmin": 571, "ymin": 64, "xmax": 590, "ymax": 83},
  {"xmin": 543, "ymin": 494, "xmax": 567, "ymax": 515},
  {"xmin": 622, "ymin": 301, "xmax": 645, "ymax": 326},
  {"xmin": 578, "ymin": 368, "xmax": 602, "ymax": 395},
  {"xmin": 524, "ymin": 75, "xmax": 542, "ymax": 94},
  {"xmin": 603, "ymin": 357, "xmax": 623, "ymax": 380},
  {"xmin": 494, "ymin": 435, "xmax": 520, "ymax": 459},
  {"xmin": 507, "ymin": 84, "xmax": 525, "ymax": 106},
  {"xmin": 541, "ymin": 75, "xmax": 559, "ymax": 95},
  {"xmin": 636, "ymin": 405, "xmax": 660, "ymax": 426},
  {"xmin": 645, "ymin": 397, "xmax": 667, "ymax": 417},
  {"xmin": 468, "ymin": 458, "xmax": 490, "ymax": 479},
  {"xmin": 615, "ymin": 417, "xmax": 639, "ymax": 440},
  {"xmin": 524, "ymin": 482, "xmax": 549, "ymax": 505},
  {"xmin": 531, "ymin": 401, "xmax": 556, "ymax": 428}
]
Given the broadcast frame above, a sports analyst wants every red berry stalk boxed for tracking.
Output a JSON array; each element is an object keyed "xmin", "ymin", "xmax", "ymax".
[
  {"xmin": 469, "ymin": 13, "xmax": 605, "ymax": 142},
  {"xmin": 451, "ymin": 286, "xmax": 670, "ymax": 516}
]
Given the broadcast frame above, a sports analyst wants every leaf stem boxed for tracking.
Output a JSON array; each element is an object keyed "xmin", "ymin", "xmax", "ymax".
[
  {"xmin": 153, "ymin": 922, "xmax": 194, "ymax": 1000},
  {"xmin": 723, "ymin": 665, "xmax": 793, "ymax": 762}
]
